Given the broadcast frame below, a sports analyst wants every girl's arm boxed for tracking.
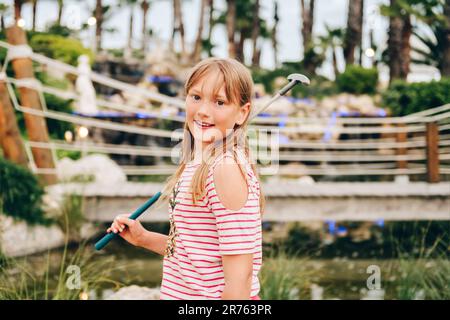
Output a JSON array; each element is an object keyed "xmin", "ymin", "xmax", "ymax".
[
  {"xmin": 213, "ymin": 156, "xmax": 255, "ymax": 299},
  {"xmin": 221, "ymin": 254, "xmax": 254, "ymax": 300},
  {"xmin": 109, "ymin": 215, "xmax": 168, "ymax": 256},
  {"xmin": 136, "ymin": 230, "xmax": 168, "ymax": 256}
]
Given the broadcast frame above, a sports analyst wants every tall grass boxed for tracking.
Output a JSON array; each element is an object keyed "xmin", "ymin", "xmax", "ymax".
[
  {"xmin": 259, "ymin": 249, "xmax": 317, "ymax": 300},
  {"xmin": 0, "ymin": 242, "xmax": 124, "ymax": 299},
  {"xmin": 0, "ymin": 192, "xmax": 127, "ymax": 300},
  {"xmin": 388, "ymin": 222, "xmax": 450, "ymax": 300}
]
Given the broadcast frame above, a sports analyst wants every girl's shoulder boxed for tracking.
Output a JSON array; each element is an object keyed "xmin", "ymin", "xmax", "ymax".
[
  {"xmin": 208, "ymin": 148, "xmax": 259, "ymax": 195},
  {"xmin": 210, "ymin": 148, "xmax": 251, "ymax": 170}
]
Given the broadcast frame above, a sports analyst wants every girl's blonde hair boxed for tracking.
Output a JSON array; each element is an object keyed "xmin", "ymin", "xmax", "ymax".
[{"xmin": 156, "ymin": 57, "xmax": 265, "ymax": 214}]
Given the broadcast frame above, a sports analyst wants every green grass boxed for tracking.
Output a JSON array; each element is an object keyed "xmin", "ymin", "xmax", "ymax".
[
  {"xmin": 260, "ymin": 249, "xmax": 317, "ymax": 300},
  {"xmin": 388, "ymin": 222, "xmax": 450, "ymax": 300},
  {"xmin": 0, "ymin": 194, "xmax": 127, "ymax": 300}
]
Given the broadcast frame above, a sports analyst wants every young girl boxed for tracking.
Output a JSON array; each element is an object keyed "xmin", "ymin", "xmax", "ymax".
[{"xmin": 107, "ymin": 57, "xmax": 265, "ymax": 300}]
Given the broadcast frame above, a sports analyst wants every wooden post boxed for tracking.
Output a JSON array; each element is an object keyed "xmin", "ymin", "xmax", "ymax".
[
  {"xmin": 0, "ymin": 73, "xmax": 28, "ymax": 166},
  {"xmin": 426, "ymin": 121, "xmax": 440, "ymax": 183},
  {"xmin": 6, "ymin": 25, "xmax": 57, "ymax": 185},
  {"xmin": 396, "ymin": 123, "xmax": 408, "ymax": 170}
]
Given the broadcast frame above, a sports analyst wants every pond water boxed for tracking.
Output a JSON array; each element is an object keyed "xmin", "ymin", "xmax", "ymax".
[{"xmin": 4, "ymin": 220, "xmax": 449, "ymax": 300}]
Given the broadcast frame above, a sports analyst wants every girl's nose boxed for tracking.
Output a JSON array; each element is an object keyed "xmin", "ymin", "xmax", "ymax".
[{"xmin": 197, "ymin": 102, "xmax": 211, "ymax": 118}]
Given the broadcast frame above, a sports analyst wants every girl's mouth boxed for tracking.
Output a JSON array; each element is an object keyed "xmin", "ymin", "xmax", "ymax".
[{"xmin": 194, "ymin": 120, "xmax": 215, "ymax": 130}]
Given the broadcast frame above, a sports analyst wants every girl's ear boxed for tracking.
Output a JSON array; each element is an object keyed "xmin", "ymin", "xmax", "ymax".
[{"xmin": 237, "ymin": 102, "xmax": 251, "ymax": 125}]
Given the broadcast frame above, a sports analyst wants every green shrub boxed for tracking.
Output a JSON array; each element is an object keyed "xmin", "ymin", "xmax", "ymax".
[
  {"xmin": 56, "ymin": 150, "xmax": 81, "ymax": 161},
  {"xmin": 29, "ymin": 34, "xmax": 93, "ymax": 66},
  {"xmin": 382, "ymin": 78, "xmax": 450, "ymax": 116},
  {"xmin": 0, "ymin": 157, "xmax": 51, "ymax": 225},
  {"xmin": 336, "ymin": 65, "xmax": 378, "ymax": 95}
]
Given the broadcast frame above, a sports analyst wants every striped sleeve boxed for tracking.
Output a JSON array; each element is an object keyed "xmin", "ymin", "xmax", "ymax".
[{"xmin": 206, "ymin": 151, "xmax": 261, "ymax": 255}]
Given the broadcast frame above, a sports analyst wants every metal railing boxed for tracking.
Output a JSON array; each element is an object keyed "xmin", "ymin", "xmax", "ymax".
[{"xmin": 1, "ymin": 40, "xmax": 449, "ymax": 182}]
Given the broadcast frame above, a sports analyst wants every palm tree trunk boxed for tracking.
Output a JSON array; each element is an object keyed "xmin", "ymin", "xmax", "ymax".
[
  {"xmin": 226, "ymin": 0, "xmax": 236, "ymax": 58},
  {"xmin": 95, "ymin": 0, "xmax": 103, "ymax": 52},
  {"xmin": 0, "ymin": 77, "xmax": 28, "ymax": 167},
  {"xmin": 6, "ymin": 25, "xmax": 57, "ymax": 184},
  {"xmin": 14, "ymin": 0, "xmax": 23, "ymax": 21},
  {"xmin": 251, "ymin": 0, "xmax": 261, "ymax": 67},
  {"xmin": 332, "ymin": 46, "xmax": 339, "ymax": 78},
  {"xmin": 300, "ymin": 0, "xmax": 315, "ymax": 51},
  {"xmin": 32, "ymin": 0, "xmax": 37, "ymax": 31},
  {"xmin": 127, "ymin": 6, "xmax": 134, "ymax": 53},
  {"xmin": 236, "ymin": 31, "xmax": 245, "ymax": 62},
  {"xmin": 172, "ymin": 0, "xmax": 186, "ymax": 57},
  {"xmin": 57, "ymin": 0, "xmax": 63, "ymax": 25},
  {"xmin": 400, "ymin": 14, "xmax": 411, "ymax": 79},
  {"xmin": 272, "ymin": 0, "xmax": 280, "ymax": 68},
  {"xmin": 192, "ymin": 0, "xmax": 207, "ymax": 62},
  {"xmin": 207, "ymin": 0, "xmax": 214, "ymax": 56},
  {"xmin": 388, "ymin": 2, "xmax": 403, "ymax": 82},
  {"xmin": 207, "ymin": 0, "xmax": 214, "ymax": 37},
  {"xmin": 141, "ymin": 0, "xmax": 149, "ymax": 52},
  {"xmin": 358, "ymin": 0, "xmax": 364, "ymax": 65},
  {"xmin": 442, "ymin": 0, "xmax": 450, "ymax": 76},
  {"xmin": 344, "ymin": 0, "xmax": 363, "ymax": 66}
]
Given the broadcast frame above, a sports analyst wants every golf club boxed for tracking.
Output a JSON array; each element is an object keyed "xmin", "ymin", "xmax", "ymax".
[{"xmin": 94, "ymin": 73, "xmax": 310, "ymax": 250}]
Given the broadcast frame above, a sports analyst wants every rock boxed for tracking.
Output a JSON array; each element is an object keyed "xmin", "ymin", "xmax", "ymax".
[
  {"xmin": 104, "ymin": 285, "xmax": 161, "ymax": 300},
  {"xmin": 310, "ymin": 284, "xmax": 324, "ymax": 300},
  {"xmin": 57, "ymin": 154, "xmax": 126, "ymax": 184},
  {"xmin": 0, "ymin": 214, "xmax": 65, "ymax": 257},
  {"xmin": 298, "ymin": 176, "xmax": 315, "ymax": 184}
]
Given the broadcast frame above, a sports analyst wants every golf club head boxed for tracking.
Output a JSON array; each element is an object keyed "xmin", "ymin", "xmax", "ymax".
[{"xmin": 278, "ymin": 73, "xmax": 310, "ymax": 96}]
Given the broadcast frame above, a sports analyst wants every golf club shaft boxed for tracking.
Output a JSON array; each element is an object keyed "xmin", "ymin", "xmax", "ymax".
[
  {"xmin": 249, "ymin": 93, "xmax": 281, "ymax": 122},
  {"xmin": 94, "ymin": 191, "xmax": 161, "ymax": 250}
]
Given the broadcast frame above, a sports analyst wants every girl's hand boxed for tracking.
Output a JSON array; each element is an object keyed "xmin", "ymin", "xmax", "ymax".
[{"xmin": 107, "ymin": 214, "xmax": 146, "ymax": 247}]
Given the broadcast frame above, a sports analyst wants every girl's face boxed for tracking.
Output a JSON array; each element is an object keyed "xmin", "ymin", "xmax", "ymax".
[{"xmin": 185, "ymin": 71, "xmax": 250, "ymax": 151}]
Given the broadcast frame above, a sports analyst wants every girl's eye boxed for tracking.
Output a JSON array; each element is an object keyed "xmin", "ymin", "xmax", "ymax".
[
  {"xmin": 192, "ymin": 94, "xmax": 201, "ymax": 101},
  {"xmin": 217, "ymin": 100, "xmax": 225, "ymax": 107}
]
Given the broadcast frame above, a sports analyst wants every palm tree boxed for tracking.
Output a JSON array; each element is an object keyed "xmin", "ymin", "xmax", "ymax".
[
  {"xmin": 411, "ymin": 0, "xmax": 450, "ymax": 76},
  {"xmin": 381, "ymin": 0, "xmax": 413, "ymax": 82},
  {"xmin": 57, "ymin": 0, "xmax": 63, "ymax": 25},
  {"xmin": 31, "ymin": 0, "xmax": 38, "ymax": 31},
  {"xmin": 443, "ymin": 0, "xmax": 450, "ymax": 75},
  {"xmin": 319, "ymin": 25, "xmax": 345, "ymax": 78},
  {"xmin": 220, "ymin": 1, "xmax": 270, "ymax": 63},
  {"xmin": 226, "ymin": 0, "xmax": 237, "ymax": 58},
  {"xmin": 343, "ymin": 0, "xmax": 364, "ymax": 66},
  {"xmin": 14, "ymin": 0, "xmax": 24, "ymax": 21},
  {"xmin": 118, "ymin": 0, "xmax": 139, "ymax": 57},
  {"xmin": 0, "ymin": 67, "xmax": 28, "ymax": 167},
  {"xmin": 95, "ymin": 0, "xmax": 103, "ymax": 51},
  {"xmin": 271, "ymin": 0, "xmax": 280, "ymax": 68},
  {"xmin": 251, "ymin": 0, "xmax": 261, "ymax": 67},
  {"xmin": 192, "ymin": 0, "xmax": 207, "ymax": 62},
  {"xmin": 381, "ymin": 0, "xmax": 444, "ymax": 82},
  {"xmin": 171, "ymin": 0, "xmax": 186, "ymax": 59},
  {"xmin": 300, "ymin": 0, "xmax": 315, "ymax": 52},
  {"xmin": 140, "ymin": 0, "xmax": 150, "ymax": 52}
]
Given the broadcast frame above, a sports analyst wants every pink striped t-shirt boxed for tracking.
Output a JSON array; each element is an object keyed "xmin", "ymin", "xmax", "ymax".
[{"xmin": 159, "ymin": 149, "xmax": 263, "ymax": 300}]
